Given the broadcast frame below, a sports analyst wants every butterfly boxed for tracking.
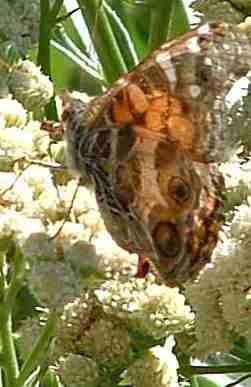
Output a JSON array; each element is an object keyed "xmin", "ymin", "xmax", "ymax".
[{"xmin": 62, "ymin": 22, "xmax": 251, "ymax": 286}]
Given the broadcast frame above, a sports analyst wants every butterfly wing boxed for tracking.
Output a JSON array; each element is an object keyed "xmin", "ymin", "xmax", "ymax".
[{"xmin": 135, "ymin": 22, "xmax": 251, "ymax": 162}]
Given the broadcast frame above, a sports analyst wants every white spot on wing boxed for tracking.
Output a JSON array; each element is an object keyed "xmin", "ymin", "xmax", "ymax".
[
  {"xmin": 204, "ymin": 57, "xmax": 213, "ymax": 66},
  {"xmin": 186, "ymin": 37, "xmax": 201, "ymax": 53},
  {"xmin": 198, "ymin": 23, "xmax": 210, "ymax": 35},
  {"xmin": 155, "ymin": 51, "xmax": 177, "ymax": 91},
  {"xmin": 223, "ymin": 43, "xmax": 230, "ymax": 50},
  {"xmin": 189, "ymin": 84, "xmax": 201, "ymax": 98}
]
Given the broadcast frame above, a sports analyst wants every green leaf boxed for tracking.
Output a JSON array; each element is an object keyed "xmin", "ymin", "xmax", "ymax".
[
  {"xmin": 51, "ymin": 36, "xmax": 104, "ymax": 83},
  {"xmin": 15, "ymin": 313, "xmax": 56, "ymax": 387},
  {"xmin": 41, "ymin": 369, "xmax": 62, "ymax": 387},
  {"xmin": 147, "ymin": 0, "xmax": 190, "ymax": 52},
  {"xmin": 110, "ymin": 0, "xmax": 149, "ymax": 58},
  {"xmin": 104, "ymin": 1, "xmax": 139, "ymax": 69},
  {"xmin": 52, "ymin": 24, "xmax": 99, "ymax": 71},
  {"xmin": 191, "ymin": 376, "xmax": 221, "ymax": 387},
  {"xmin": 232, "ymin": 337, "xmax": 251, "ymax": 363},
  {"xmin": 78, "ymin": 0, "xmax": 128, "ymax": 84},
  {"xmin": 166, "ymin": 0, "xmax": 190, "ymax": 40}
]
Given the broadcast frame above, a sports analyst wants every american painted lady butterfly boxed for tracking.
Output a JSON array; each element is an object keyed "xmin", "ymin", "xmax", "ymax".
[{"xmin": 62, "ymin": 22, "xmax": 251, "ymax": 286}]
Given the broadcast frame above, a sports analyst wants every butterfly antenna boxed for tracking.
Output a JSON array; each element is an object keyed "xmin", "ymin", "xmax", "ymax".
[{"xmin": 49, "ymin": 179, "xmax": 80, "ymax": 240}]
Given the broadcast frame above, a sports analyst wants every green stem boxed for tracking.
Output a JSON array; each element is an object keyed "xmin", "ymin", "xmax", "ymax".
[
  {"xmin": 180, "ymin": 364, "xmax": 251, "ymax": 378},
  {"xmin": 5, "ymin": 247, "xmax": 25, "ymax": 314},
  {"xmin": 0, "ymin": 309, "xmax": 19, "ymax": 386},
  {"xmin": 0, "ymin": 245, "xmax": 24, "ymax": 386},
  {"xmin": 0, "ymin": 369, "xmax": 3, "ymax": 387},
  {"xmin": 37, "ymin": 0, "xmax": 63, "ymax": 74},
  {"xmin": 15, "ymin": 312, "xmax": 57, "ymax": 387},
  {"xmin": 37, "ymin": 0, "xmax": 63, "ymax": 119},
  {"xmin": 0, "ymin": 251, "xmax": 5, "ymax": 387},
  {"xmin": 0, "ymin": 250, "xmax": 5, "ymax": 303},
  {"xmin": 190, "ymin": 375, "xmax": 200, "ymax": 387},
  {"xmin": 39, "ymin": 369, "xmax": 61, "ymax": 387},
  {"xmin": 38, "ymin": 0, "xmax": 51, "ymax": 76},
  {"xmin": 79, "ymin": 0, "xmax": 128, "ymax": 84}
]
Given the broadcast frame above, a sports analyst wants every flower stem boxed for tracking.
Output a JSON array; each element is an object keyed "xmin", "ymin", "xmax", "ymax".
[
  {"xmin": 37, "ymin": 0, "xmax": 63, "ymax": 119},
  {"xmin": 14, "ymin": 312, "xmax": 57, "ymax": 387},
  {"xmin": 0, "ymin": 245, "xmax": 23, "ymax": 386},
  {"xmin": 0, "ymin": 309, "xmax": 19, "ymax": 386},
  {"xmin": 0, "ymin": 250, "xmax": 5, "ymax": 303},
  {"xmin": 5, "ymin": 246, "xmax": 25, "ymax": 314},
  {"xmin": 38, "ymin": 0, "xmax": 51, "ymax": 77}
]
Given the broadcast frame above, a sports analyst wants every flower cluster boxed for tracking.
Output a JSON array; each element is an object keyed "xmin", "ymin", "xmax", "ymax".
[
  {"xmin": 124, "ymin": 336, "xmax": 179, "ymax": 387},
  {"xmin": 57, "ymin": 354, "xmax": 101, "ymax": 387},
  {"xmin": 9, "ymin": 60, "xmax": 54, "ymax": 111},
  {"xmin": 186, "ymin": 202, "xmax": 251, "ymax": 357},
  {"xmin": 53, "ymin": 284, "xmax": 185, "ymax": 386},
  {"xmin": 0, "ymin": 95, "xmax": 187, "ymax": 385},
  {"xmin": 95, "ymin": 275, "xmax": 194, "ymax": 339},
  {"xmin": 54, "ymin": 292, "xmax": 133, "ymax": 368}
]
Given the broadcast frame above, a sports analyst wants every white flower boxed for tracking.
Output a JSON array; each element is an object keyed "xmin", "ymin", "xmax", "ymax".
[
  {"xmin": 59, "ymin": 181, "xmax": 98, "ymax": 219},
  {"xmin": 54, "ymin": 293, "xmax": 100, "ymax": 356},
  {"xmin": 186, "ymin": 279, "xmax": 235, "ymax": 358},
  {"xmin": 239, "ymin": 16, "xmax": 251, "ymax": 31},
  {"xmin": 22, "ymin": 165, "xmax": 54, "ymax": 197},
  {"xmin": 24, "ymin": 120, "xmax": 50, "ymax": 156},
  {"xmin": 93, "ymin": 231, "xmax": 138, "ymax": 279},
  {"xmin": 9, "ymin": 60, "xmax": 54, "ymax": 111},
  {"xmin": 0, "ymin": 97, "xmax": 27, "ymax": 128},
  {"xmin": 95, "ymin": 277, "xmax": 194, "ymax": 338},
  {"xmin": 48, "ymin": 221, "xmax": 90, "ymax": 247},
  {"xmin": 0, "ymin": 210, "xmax": 45, "ymax": 246},
  {"xmin": 125, "ymin": 336, "xmax": 179, "ymax": 387},
  {"xmin": 34, "ymin": 188, "xmax": 61, "ymax": 221},
  {"xmin": 221, "ymin": 157, "xmax": 251, "ymax": 189},
  {"xmin": 0, "ymin": 172, "xmax": 33, "ymax": 210},
  {"xmin": 0, "ymin": 126, "xmax": 34, "ymax": 159},
  {"xmin": 229, "ymin": 203, "xmax": 251, "ymax": 239},
  {"xmin": 185, "ymin": 204, "xmax": 251, "ymax": 357},
  {"xmin": 49, "ymin": 141, "xmax": 66, "ymax": 164},
  {"xmin": 71, "ymin": 317, "xmax": 132, "ymax": 367}
]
